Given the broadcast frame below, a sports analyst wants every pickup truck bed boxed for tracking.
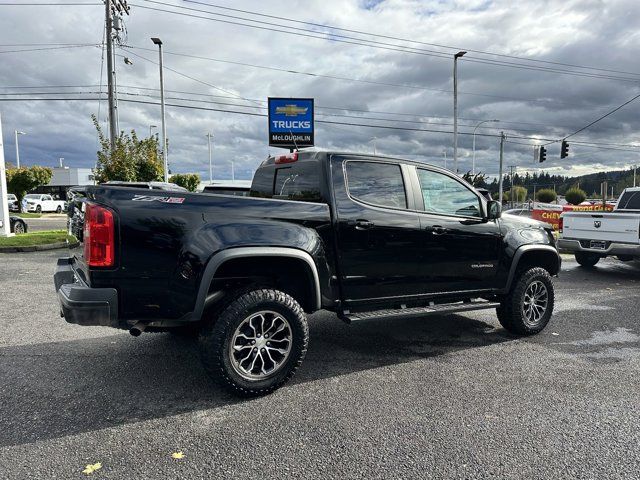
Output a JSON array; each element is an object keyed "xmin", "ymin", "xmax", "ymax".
[{"xmin": 559, "ymin": 188, "xmax": 640, "ymax": 266}]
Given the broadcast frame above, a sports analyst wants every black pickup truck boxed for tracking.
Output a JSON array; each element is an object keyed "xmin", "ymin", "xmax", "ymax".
[{"xmin": 55, "ymin": 150, "xmax": 560, "ymax": 396}]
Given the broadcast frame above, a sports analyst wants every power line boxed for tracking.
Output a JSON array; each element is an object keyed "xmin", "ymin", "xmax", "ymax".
[
  {"xmin": 184, "ymin": 0, "xmax": 640, "ymax": 79},
  {"xmin": 2, "ymin": 95, "xmax": 638, "ymax": 153},
  {"xmin": 0, "ymin": 2, "xmax": 101, "ymax": 4},
  {"xmin": 564, "ymin": 92, "xmax": 640, "ymax": 139},
  {"xmin": 123, "ymin": 44, "xmax": 579, "ymax": 107},
  {"xmin": 131, "ymin": 0, "xmax": 640, "ymax": 83},
  {"xmin": 0, "ymin": 44, "xmax": 100, "ymax": 54}
]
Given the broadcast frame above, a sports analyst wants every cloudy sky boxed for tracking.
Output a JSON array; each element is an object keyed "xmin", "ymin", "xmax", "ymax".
[{"xmin": 1, "ymin": 0, "xmax": 639, "ymax": 181}]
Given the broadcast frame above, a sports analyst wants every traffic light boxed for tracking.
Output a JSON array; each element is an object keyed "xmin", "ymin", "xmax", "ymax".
[
  {"xmin": 539, "ymin": 146, "xmax": 547, "ymax": 163},
  {"xmin": 561, "ymin": 139, "xmax": 569, "ymax": 159}
]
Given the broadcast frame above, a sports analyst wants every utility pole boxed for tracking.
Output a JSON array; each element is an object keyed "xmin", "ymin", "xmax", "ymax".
[
  {"xmin": 442, "ymin": 150, "xmax": 447, "ymax": 170},
  {"xmin": 206, "ymin": 132, "xmax": 213, "ymax": 184},
  {"xmin": 105, "ymin": 0, "xmax": 118, "ymax": 151},
  {"xmin": 231, "ymin": 161, "xmax": 235, "ymax": 181},
  {"xmin": 498, "ymin": 132, "xmax": 505, "ymax": 205},
  {"xmin": 634, "ymin": 165, "xmax": 637, "ymax": 187}
]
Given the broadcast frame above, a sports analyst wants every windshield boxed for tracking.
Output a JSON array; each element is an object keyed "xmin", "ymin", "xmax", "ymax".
[{"xmin": 24, "ymin": 194, "xmax": 41, "ymax": 200}]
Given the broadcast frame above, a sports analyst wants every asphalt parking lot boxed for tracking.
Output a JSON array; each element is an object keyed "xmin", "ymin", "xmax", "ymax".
[{"xmin": 1, "ymin": 251, "xmax": 640, "ymax": 479}]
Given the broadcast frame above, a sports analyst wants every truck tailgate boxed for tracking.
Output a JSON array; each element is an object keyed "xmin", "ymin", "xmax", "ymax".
[{"xmin": 563, "ymin": 212, "xmax": 640, "ymax": 243}]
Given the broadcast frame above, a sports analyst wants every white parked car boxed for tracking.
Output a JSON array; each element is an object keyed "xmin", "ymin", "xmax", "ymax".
[
  {"xmin": 558, "ymin": 187, "xmax": 640, "ymax": 267},
  {"xmin": 6, "ymin": 193, "xmax": 19, "ymax": 212},
  {"xmin": 22, "ymin": 194, "xmax": 67, "ymax": 214}
]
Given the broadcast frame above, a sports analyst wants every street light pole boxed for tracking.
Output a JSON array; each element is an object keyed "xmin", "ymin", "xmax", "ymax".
[
  {"xmin": 368, "ymin": 136, "xmax": 377, "ymax": 155},
  {"xmin": 206, "ymin": 132, "xmax": 213, "ymax": 184},
  {"xmin": 151, "ymin": 37, "xmax": 168, "ymax": 183},
  {"xmin": 472, "ymin": 119, "xmax": 498, "ymax": 176},
  {"xmin": 498, "ymin": 132, "xmax": 506, "ymax": 205},
  {"xmin": 453, "ymin": 50, "xmax": 467, "ymax": 174},
  {"xmin": 14, "ymin": 130, "xmax": 25, "ymax": 168}
]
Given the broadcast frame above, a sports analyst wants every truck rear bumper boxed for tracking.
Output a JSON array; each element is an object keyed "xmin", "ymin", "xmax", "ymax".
[
  {"xmin": 558, "ymin": 238, "xmax": 640, "ymax": 257},
  {"xmin": 54, "ymin": 257, "xmax": 119, "ymax": 327}
]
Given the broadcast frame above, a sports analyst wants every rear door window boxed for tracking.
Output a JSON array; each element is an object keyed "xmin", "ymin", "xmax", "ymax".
[{"xmin": 345, "ymin": 161, "xmax": 407, "ymax": 209}]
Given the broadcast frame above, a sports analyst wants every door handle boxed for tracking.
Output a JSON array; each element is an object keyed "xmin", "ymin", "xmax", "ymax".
[
  {"xmin": 426, "ymin": 225, "xmax": 448, "ymax": 235},
  {"xmin": 351, "ymin": 219, "xmax": 374, "ymax": 230}
]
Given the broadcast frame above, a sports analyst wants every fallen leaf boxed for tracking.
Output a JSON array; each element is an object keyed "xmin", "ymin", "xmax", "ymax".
[
  {"xmin": 171, "ymin": 452, "xmax": 185, "ymax": 460},
  {"xmin": 82, "ymin": 463, "xmax": 102, "ymax": 475}
]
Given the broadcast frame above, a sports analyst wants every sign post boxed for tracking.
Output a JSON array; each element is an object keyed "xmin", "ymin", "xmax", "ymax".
[
  {"xmin": 268, "ymin": 98, "xmax": 314, "ymax": 150},
  {"xmin": 0, "ymin": 112, "xmax": 13, "ymax": 237}
]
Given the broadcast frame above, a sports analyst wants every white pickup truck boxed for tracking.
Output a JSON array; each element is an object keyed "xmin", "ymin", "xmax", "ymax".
[
  {"xmin": 21, "ymin": 193, "xmax": 67, "ymax": 213},
  {"xmin": 558, "ymin": 187, "xmax": 640, "ymax": 267}
]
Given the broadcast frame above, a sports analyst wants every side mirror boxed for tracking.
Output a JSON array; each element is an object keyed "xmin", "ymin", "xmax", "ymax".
[{"xmin": 487, "ymin": 200, "xmax": 502, "ymax": 220}]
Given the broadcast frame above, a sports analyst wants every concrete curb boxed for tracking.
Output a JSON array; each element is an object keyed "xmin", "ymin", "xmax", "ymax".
[{"xmin": 0, "ymin": 241, "xmax": 80, "ymax": 253}]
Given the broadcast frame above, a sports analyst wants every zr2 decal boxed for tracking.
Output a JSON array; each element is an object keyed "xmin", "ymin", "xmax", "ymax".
[{"xmin": 132, "ymin": 195, "xmax": 185, "ymax": 204}]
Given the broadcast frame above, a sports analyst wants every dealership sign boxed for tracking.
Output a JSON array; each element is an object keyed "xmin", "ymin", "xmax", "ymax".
[{"xmin": 268, "ymin": 98, "xmax": 314, "ymax": 148}]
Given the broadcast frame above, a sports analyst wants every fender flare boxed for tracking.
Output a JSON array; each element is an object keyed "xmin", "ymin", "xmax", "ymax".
[
  {"xmin": 501, "ymin": 244, "xmax": 560, "ymax": 293},
  {"xmin": 191, "ymin": 247, "xmax": 322, "ymax": 321}
]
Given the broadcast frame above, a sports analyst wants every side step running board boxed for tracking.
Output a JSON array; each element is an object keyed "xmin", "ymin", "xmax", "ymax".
[{"xmin": 339, "ymin": 300, "xmax": 500, "ymax": 324}]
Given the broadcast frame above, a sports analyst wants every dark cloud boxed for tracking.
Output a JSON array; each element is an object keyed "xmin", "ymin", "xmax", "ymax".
[{"xmin": 0, "ymin": 0, "xmax": 638, "ymax": 181}]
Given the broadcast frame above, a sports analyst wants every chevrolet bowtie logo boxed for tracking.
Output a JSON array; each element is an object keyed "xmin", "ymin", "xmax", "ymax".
[{"xmin": 276, "ymin": 105, "xmax": 308, "ymax": 116}]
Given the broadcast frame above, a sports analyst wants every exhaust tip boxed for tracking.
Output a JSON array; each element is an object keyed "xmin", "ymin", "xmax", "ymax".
[{"xmin": 129, "ymin": 322, "xmax": 146, "ymax": 337}]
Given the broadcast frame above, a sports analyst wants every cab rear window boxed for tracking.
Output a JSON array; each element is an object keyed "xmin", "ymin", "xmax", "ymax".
[
  {"xmin": 251, "ymin": 162, "xmax": 321, "ymax": 202},
  {"xmin": 617, "ymin": 191, "xmax": 640, "ymax": 210}
]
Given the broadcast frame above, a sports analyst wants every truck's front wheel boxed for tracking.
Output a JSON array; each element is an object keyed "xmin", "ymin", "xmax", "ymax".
[
  {"xmin": 198, "ymin": 289, "xmax": 309, "ymax": 397},
  {"xmin": 497, "ymin": 267, "xmax": 554, "ymax": 335},
  {"xmin": 575, "ymin": 252, "xmax": 600, "ymax": 268}
]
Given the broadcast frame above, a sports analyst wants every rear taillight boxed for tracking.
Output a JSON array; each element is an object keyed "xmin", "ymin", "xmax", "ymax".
[
  {"xmin": 275, "ymin": 152, "xmax": 298, "ymax": 164},
  {"xmin": 83, "ymin": 203, "xmax": 115, "ymax": 267},
  {"xmin": 558, "ymin": 215, "xmax": 564, "ymax": 234}
]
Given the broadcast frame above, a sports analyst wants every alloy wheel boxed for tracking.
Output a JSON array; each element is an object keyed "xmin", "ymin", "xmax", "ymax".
[
  {"xmin": 522, "ymin": 280, "xmax": 548, "ymax": 326},
  {"xmin": 229, "ymin": 310, "xmax": 292, "ymax": 381}
]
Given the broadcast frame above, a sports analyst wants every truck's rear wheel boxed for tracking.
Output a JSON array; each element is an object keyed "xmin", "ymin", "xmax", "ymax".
[
  {"xmin": 575, "ymin": 252, "xmax": 600, "ymax": 267},
  {"xmin": 497, "ymin": 267, "xmax": 554, "ymax": 335},
  {"xmin": 198, "ymin": 289, "xmax": 309, "ymax": 397}
]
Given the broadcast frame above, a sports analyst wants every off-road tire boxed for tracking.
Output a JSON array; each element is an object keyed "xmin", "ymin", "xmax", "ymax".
[
  {"xmin": 575, "ymin": 252, "xmax": 600, "ymax": 268},
  {"xmin": 497, "ymin": 267, "xmax": 554, "ymax": 335},
  {"xmin": 198, "ymin": 289, "xmax": 309, "ymax": 397}
]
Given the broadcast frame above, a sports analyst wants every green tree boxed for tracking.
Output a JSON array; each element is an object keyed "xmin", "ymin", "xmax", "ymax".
[
  {"xmin": 564, "ymin": 187, "xmax": 587, "ymax": 205},
  {"xmin": 170, "ymin": 173, "xmax": 200, "ymax": 192},
  {"xmin": 507, "ymin": 185, "xmax": 527, "ymax": 203},
  {"xmin": 92, "ymin": 114, "xmax": 164, "ymax": 183},
  {"xmin": 462, "ymin": 171, "xmax": 487, "ymax": 188},
  {"xmin": 6, "ymin": 166, "xmax": 53, "ymax": 205},
  {"xmin": 536, "ymin": 188, "xmax": 557, "ymax": 203}
]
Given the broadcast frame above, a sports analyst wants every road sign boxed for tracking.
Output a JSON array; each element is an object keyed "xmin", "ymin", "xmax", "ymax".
[{"xmin": 268, "ymin": 98, "xmax": 314, "ymax": 148}]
